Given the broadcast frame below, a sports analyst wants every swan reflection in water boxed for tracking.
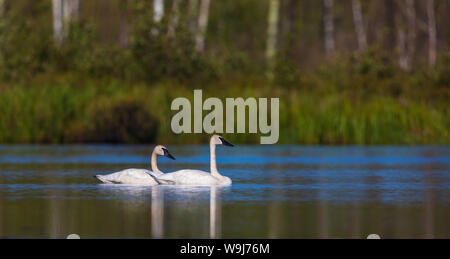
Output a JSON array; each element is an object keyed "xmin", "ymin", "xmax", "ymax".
[
  {"xmin": 96, "ymin": 184, "xmax": 224, "ymax": 238},
  {"xmin": 209, "ymin": 186, "xmax": 221, "ymax": 238},
  {"xmin": 150, "ymin": 185, "xmax": 223, "ymax": 238},
  {"xmin": 151, "ymin": 186, "xmax": 164, "ymax": 238}
]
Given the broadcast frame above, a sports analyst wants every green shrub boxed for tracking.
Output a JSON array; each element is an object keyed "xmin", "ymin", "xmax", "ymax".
[{"xmin": 65, "ymin": 96, "xmax": 159, "ymax": 143}]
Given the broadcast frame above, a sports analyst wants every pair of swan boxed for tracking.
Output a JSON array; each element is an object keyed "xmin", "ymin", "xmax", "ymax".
[{"xmin": 95, "ymin": 135, "xmax": 233, "ymax": 186}]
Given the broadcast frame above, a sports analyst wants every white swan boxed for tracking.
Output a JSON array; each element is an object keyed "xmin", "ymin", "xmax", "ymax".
[
  {"xmin": 157, "ymin": 135, "xmax": 233, "ymax": 186},
  {"xmin": 95, "ymin": 145, "xmax": 175, "ymax": 185}
]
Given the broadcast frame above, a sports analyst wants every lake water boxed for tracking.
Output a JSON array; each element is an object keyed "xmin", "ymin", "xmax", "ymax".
[{"xmin": 0, "ymin": 145, "xmax": 449, "ymax": 238}]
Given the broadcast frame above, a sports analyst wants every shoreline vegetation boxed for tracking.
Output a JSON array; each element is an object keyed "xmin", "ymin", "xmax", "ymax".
[
  {"xmin": 0, "ymin": 68, "xmax": 448, "ymax": 145},
  {"xmin": 0, "ymin": 1, "xmax": 448, "ymax": 145}
]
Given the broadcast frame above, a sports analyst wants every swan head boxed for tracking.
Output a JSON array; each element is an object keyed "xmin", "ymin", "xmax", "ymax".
[
  {"xmin": 211, "ymin": 135, "xmax": 234, "ymax": 147},
  {"xmin": 155, "ymin": 145, "xmax": 176, "ymax": 160}
]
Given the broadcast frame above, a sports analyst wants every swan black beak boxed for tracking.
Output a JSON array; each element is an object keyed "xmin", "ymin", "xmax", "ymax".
[
  {"xmin": 163, "ymin": 148, "xmax": 176, "ymax": 160},
  {"xmin": 219, "ymin": 137, "xmax": 234, "ymax": 147}
]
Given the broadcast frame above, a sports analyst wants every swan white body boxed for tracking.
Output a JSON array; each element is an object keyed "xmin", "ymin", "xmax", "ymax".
[
  {"xmin": 95, "ymin": 145, "xmax": 175, "ymax": 185},
  {"xmin": 96, "ymin": 168, "xmax": 160, "ymax": 185},
  {"xmin": 157, "ymin": 135, "xmax": 233, "ymax": 186},
  {"xmin": 157, "ymin": 169, "xmax": 231, "ymax": 186}
]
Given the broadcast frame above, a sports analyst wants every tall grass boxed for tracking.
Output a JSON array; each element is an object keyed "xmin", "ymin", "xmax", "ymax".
[{"xmin": 0, "ymin": 78, "xmax": 447, "ymax": 145}]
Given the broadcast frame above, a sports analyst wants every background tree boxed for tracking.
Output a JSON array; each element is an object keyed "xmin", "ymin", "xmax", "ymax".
[
  {"xmin": 52, "ymin": 0, "xmax": 64, "ymax": 46},
  {"xmin": 351, "ymin": 0, "xmax": 367, "ymax": 51},
  {"xmin": 396, "ymin": 0, "xmax": 415, "ymax": 71},
  {"xmin": 119, "ymin": 0, "xmax": 129, "ymax": 48},
  {"xmin": 266, "ymin": 0, "xmax": 280, "ymax": 79},
  {"xmin": 195, "ymin": 0, "xmax": 211, "ymax": 53},
  {"xmin": 396, "ymin": 1, "xmax": 408, "ymax": 70},
  {"xmin": 64, "ymin": 0, "xmax": 79, "ymax": 23},
  {"xmin": 167, "ymin": 0, "xmax": 180, "ymax": 38},
  {"xmin": 152, "ymin": 0, "xmax": 164, "ymax": 35},
  {"xmin": 405, "ymin": 0, "xmax": 416, "ymax": 68},
  {"xmin": 52, "ymin": 0, "xmax": 79, "ymax": 46},
  {"xmin": 188, "ymin": 0, "xmax": 198, "ymax": 34},
  {"xmin": 427, "ymin": 0, "xmax": 436, "ymax": 67},
  {"xmin": 323, "ymin": 0, "xmax": 335, "ymax": 58},
  {"xmin": 153, "ymin": 0, "xmax": 164, "ymax": 23}
]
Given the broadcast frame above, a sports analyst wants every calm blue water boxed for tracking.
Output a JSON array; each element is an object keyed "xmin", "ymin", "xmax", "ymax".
[{"xmin": 0, "ymin": 145, "xmax": 449, "ymax": 238}]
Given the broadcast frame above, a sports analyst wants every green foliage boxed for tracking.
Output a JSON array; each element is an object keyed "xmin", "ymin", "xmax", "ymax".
[
  {"xmin": 0, "ymin": 83, "xmax": 89, "ymax": 143},
  {"xmin": 0, "ymin": 1, "xmax": 52, "ymax": 81},
  {"xmin": 0, "ymin": 1, "xmax": 448, "ymax": 144},
  {"xmin": 289, "ymin": 95, "xmax": 448, "ymax": 145},
  {"xmin": 0, "ymin": 1, "xmax": 218, "ymax": 84},
  {"xmin": 66, "ymin": 95, "xmax": 159, "ymax": 143},
  {"xmin": 129, "ymin": 19, "xmax": 217, "ymax": 83},
  {"xmin": 0, "ymin": 77, "xmax": 448, "ymax": 144},
  {"xmin": 273, "ymin": 55, "xmax": 303, "ymax": 89}
]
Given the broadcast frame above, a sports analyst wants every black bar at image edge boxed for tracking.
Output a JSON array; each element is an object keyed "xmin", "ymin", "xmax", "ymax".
[{"xmin": 1, "ymin": 238, "xmax": 446, "ymax": 257}]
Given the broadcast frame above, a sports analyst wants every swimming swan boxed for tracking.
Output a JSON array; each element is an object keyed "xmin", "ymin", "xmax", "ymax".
[
  {"xmin": 95, "ymin": 145, "xmax": 175, "ymax": 185},
  {"xmin": 157, "ymin": 135, "xmax": 233, "ymax": 186}
]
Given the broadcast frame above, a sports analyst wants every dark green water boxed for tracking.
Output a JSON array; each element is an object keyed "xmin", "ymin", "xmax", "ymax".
[{"xmin": 0, "ymin": 145, "xmax": 449, "ymax": 238}]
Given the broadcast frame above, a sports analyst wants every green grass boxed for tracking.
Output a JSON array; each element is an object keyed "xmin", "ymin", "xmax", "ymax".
[{"xmin": 0, "ymin": 76, "xmax": 448, "ymax": 145}]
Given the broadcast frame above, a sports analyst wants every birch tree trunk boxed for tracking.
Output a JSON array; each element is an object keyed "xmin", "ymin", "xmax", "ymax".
[
  {"xmin": 351, "ymin": 0, "xmax": 367, "ymax": 51},
  {"xmin": 395, "ymin": 2, "xmax": 409, "ymax": 71},
  {"xmin": 73, "ymin": 0, "xmax": 79, "ymax": 20},
  {"xmin": 404, "ymin": 0, "xmax": 416, "ymax": 71},
  {"xmin": 168, "ymin": 0, "xmax": 180, "ymax": 38},
  {"xmin": 405, "ymin": 0, "xmax": 415, "ymax": 64},
  {"xmin": 67, "ymin": 0, "xmax": 79, "ymax": 21},
  {"xmin": 266, "ymin": 0, "xmax": 280, "ymax": 77},
  {"xmin": 63, "ymin": 0, "xmax": 79, "ymax": 39},
  {"xmin": 153, "ymin": 0, "xmax": 164, "ymax": 23},
  {"xmin": 188, "ymin": 0, "xmax": 199, "ymax": 34},
  {"xmin": 63, "ymin": 0, "xmax": 79, "ymax": 24},
  {"xmin": 119, "ymin": 0, "xmax": 129, "ymax": 48},
  {"xmin": 397, "ymin": 24, "xmax": 409, "ymax": 70},
  {"xmin": 195, "ymin": 0, "xmax": 211, "ymax": 53},
  {"xmin": 152, "ymin": 0, "xmax": 164, "ymax": 35},
  {"xmin": 323, "ymin": 0, "xmax": 335, "ymax": 58},
  {"xmin": 52, "ymin": 0, "xmax": 64, "ymax": 46},
  {"xmin": 53, "ymin": 0, "xmax": 78, "ymax": 46},
  {"xmin": 427, "ymin": 0, "xmax": 437, "ymax": 67}
]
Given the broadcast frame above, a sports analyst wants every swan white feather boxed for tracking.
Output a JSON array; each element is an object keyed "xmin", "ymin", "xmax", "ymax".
[
  {"xmin": 95, "ymin": 145, "xmax": 175, "ymax": 185},
  {"xmin": 157, "ymin": 135, "xmax": 233, "ymax": 186},
  {"xmin": 158, "ymin": 169, "xmax": 231, "ymax": 186},
  {"xmin": 96, "ymin": 168, "xmax": 160, "ymax": 185}
]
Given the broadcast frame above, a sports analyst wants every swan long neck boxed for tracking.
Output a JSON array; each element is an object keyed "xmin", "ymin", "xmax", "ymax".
[
  {"xmin": 151, "ymin": 149, "xmax": 162, "ymax": 174},
  {"xmin": 210, "ymin": 140, "xmax": 223, "ymax": 179}
]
